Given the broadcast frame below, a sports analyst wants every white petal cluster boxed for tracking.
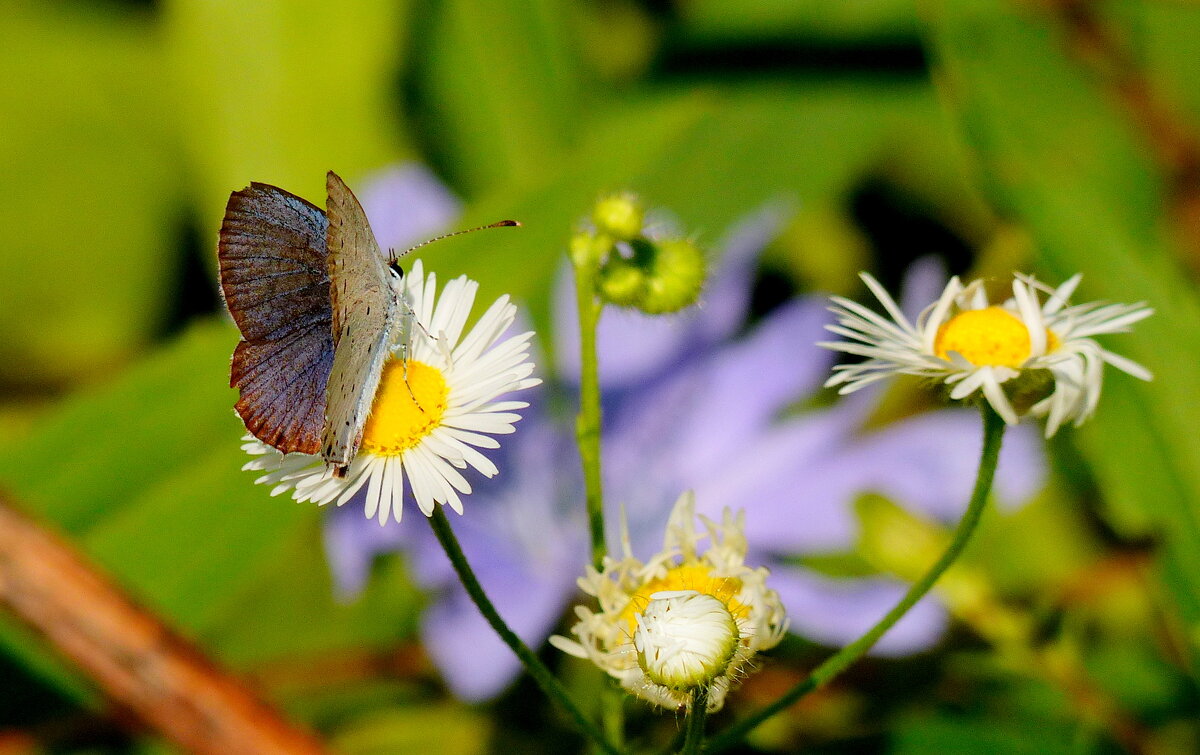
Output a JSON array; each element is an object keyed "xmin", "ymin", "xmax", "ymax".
[
  {"xmin": 551, "ymin": 492, "xmax": 787, "ymax": 712},
  {"xmin": 820, "ymin": 272, "xmax": 1152, "ymax": 436}
]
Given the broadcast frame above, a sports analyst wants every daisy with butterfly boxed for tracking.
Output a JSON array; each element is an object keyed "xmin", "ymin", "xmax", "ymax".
[{"xmin": 218, "ymin": 172, "xmax": 537, "ymax": 523}]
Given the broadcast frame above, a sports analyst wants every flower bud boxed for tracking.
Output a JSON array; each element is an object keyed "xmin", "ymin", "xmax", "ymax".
[
  {"xmin": 596, "ymin": 238, "xmax": 706, "ymax": 314},
  {"xmin": 634, "ymin": 590, "xmax": 740, "ymax": 690},
  {"xmin": 592, "ymin": 193, "xmax": 644, "ymax": 241},
  {"xmin": 570, "ymin": 232, "xmax": 612, "ymax": 270},
  {"xmin": 597, "ymin": 254, "xmax": 648, "ymax": 307},
  {"xmin": 639, "ymin": 238, "xmax": 705, "ymax": 314}
]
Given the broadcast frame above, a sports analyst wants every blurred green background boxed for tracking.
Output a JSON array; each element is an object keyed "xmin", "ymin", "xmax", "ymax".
[{"xmin": 2, "ymin": 0, "xmax": 1200, "ymax": 752}]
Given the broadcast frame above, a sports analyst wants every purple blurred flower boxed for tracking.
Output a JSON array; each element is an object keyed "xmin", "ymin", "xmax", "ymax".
[{"xmin": 325, "ymin": 167, "xmax": 1047, "ymax": 700}]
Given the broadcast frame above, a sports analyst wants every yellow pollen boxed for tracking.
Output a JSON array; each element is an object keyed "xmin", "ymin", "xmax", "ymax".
[
  {"xmin": 934, "ymin": 306, "xmax": 1055, "ymax": 368},
  {"xmin": 359, "ymin": 360, "xmax": 448, "ymax": 456},
  {"xmin": 620, "ymin": 564, "xmax": 748, "ymax": 634}
]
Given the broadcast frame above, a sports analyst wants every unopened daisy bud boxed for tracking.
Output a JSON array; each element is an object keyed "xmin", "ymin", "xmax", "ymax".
[
  {"xmin": 635, "ymin": 590, "xmax": 740, "ymax": 690},
  {"xmin": 639, "ymin": 238, "xmax": 706, "ymax": 314},
  {"xmin": 592, "ymin": 192, "xmax": 644, "ymax": 241}
]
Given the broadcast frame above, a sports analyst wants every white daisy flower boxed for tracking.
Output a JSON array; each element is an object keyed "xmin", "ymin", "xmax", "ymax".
[
  {"xmin": 550, "ymin": 492, "xmax": 787, "ymax": 712},
  {"xmin": 242, "ymin": 260, "xmax": 541, "ymax": 524},
  {"xmin": 819, "ymin": 272, "xmax": 1153, "ymax": 436}
]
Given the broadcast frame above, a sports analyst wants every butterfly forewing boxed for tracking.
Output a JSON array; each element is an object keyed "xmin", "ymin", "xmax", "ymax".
[
  {"xmin": 218, "ymin": 184, "xmax": 333, "ymax": 455},
  {"xmin": 322, "ymin": 171, "xmax": 401, "ymax": 473}
]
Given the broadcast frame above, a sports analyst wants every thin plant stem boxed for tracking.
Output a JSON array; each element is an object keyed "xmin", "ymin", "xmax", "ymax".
[
  {"xmin": 707, "ymin": 404, "xmax": 1007, "ymax": 753},
  {"xmin": 600, "ymin": 678, "xmax": 626, "ymax": 752},
  {"xmin": 426, "ymin": 509, "xmax": 621, "ymax": 755},
  {"xmin": 680, "ymin": 688, "xmax": 709, "ymax": 755},
  {"xmin": 572, "ymin": 255, "xmax": 625, "ymax": 749},
  {"xmin": 573, "ymin": 261, "xmax": 608, "ymax": 572}
]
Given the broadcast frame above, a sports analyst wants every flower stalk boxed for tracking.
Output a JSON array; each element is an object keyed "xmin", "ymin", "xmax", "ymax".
[
  {"xmin": 706, "ymin": 403, "xmax": 1007, "ymax": 753},
  {"xmin": 570, "ymin": 229, "xmax": 625, "ymax": 752},
  {"xmin": 426, "ymin": 508, "xmax": 621, "ymax": 755},
  {"xmin": 680, "ymin": 687, "xmax": 709, "ymax": 755},
  {"xmin": 573, "ymin": 254, "xmax": 609, "ymax": 572}
]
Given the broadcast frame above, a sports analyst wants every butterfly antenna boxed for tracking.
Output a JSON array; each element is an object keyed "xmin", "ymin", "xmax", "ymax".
[{"xmin": 389, "ymin": 220, "xmax": 520, "ymax": 263}]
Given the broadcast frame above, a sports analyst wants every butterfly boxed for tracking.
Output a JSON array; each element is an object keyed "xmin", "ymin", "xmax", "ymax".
[
  {"xmin": 219, "ymin": 170, "xmax": 416, "ymax": 480},
  {"xmin": 218, "ymin": 171, "xmax": 516, "ymax": 479}
]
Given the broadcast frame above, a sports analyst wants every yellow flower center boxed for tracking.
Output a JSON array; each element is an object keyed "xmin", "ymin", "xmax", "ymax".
[
  {"xmin": 620, "ymin": 564, "xmax": 747, "ymax": 635},
  {"xmin": 934, "ymin": 306, "xmax": 1056, "ymax": 368},
  {"xmin": 359, "ymin": 359, "xmax": 449, "ymax": 456}
]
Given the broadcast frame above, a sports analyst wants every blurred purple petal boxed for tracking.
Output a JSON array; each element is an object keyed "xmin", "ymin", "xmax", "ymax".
[
  {"xmin": 554, "ymin": 269, "xmax": 694, "ymax": 388},
  {"xmin": 359, "ymin": 164, "xmax": 461, "ymax": 252},
  {"xmin": 846, "ymin": 412, "xmax": 1047, "ymax": 522},
  {"xmin": 323, "ymin": 505, "xmax": 407, "ymax": 598},
  {"xmin": 669, "ymin": 299, "xmax": 834, "ymax": 482},
  {"xmin": 692, "ymin": 203, "xmax": 790, "ymax": 344},
  {"xmin": 770, "ymin": 567, "xmax": 949, "ymax": 654},
  {"xmin": 692, "ymin": 414, "xmax": 862, "ymax": 553},
  {"xmin": 899, "ymin": 256, "xmax": 949, "ymax": 322},
  {"xmin": 421, "ymin": 542, "xmax": 580, "ymax": 700},
  {"xmin": 400, "ymin": 414, "xmax": 588, "ymax": 700}
]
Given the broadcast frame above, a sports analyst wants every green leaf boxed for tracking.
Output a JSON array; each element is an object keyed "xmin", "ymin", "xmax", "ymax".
[
  {"xmin": 421, "ymin": 81, "xmax": 979, "ymax": 336},
  {"xmin": 1133, "ymin": 1, "xmax": 1200, "ymax": 127},
  {"xmin": 206, "ymin": 522, "xmax": 422, "ymax": 667},
  {"xmin": 407, "ymin": 0, "xmax": 581, "ymax": 195},
  {"xmin": 926, "ymin": 0, "xmax": 1200, "ymax": 659},
  {"xmin": 2, "ymin": 321, "xmax": 240, "ymax": 532},
  {"xmin": 0, "ymin": 320, "xmax": 420, "ymax": 700},
  {"xmin": 680, "ymin": 0, "xmax": 920, "ymax": 44},
  {"xmin": 0, "ymin": 3, "xmax": 181, "ymax": 386},
  {"xmin": 892, "ymin": 712, "xmax": 1075, "ymax": 754},
  {"xmin": 331, "ymin": 705, "xmax": 490, "ymax": 755},
  {"xmin": 164, "ymin": 0, "xmax": 409, "ymax": 249}
]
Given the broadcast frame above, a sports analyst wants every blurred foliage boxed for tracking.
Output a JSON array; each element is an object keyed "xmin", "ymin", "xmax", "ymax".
[{"xmin": 2, "ymin": 0, "xmax": 1199, "ymax": 751}]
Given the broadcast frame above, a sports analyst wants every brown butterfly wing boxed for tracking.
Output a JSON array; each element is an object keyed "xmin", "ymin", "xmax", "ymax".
[
  {"xmin": 218, "ymin": 183, "xmax": 333, "ymax": 455},
  {"xmin": 322, "ymin": 171, "xmax": 399, "ymax": 473}
]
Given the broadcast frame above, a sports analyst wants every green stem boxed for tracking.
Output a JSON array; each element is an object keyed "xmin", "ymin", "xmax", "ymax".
[
  {"xmin": 599, "ymin": 678, "xmax": 625, "ymax": 753},
  {"xmin": 426, "ymin": 509, "xmax": 621, "ymax": 755},
  {"xmin": 707, "ymin": 405, "xmax": 1007, "ymax": 753},
  {"xmin": 573, "ymin": 262, "xmax": 607, "ymax": 571},
  {"xmin": 572, "ymin": 253, "xmax": 625, "ymax": 747},
  {"xmin": 680, "ymin": 688, "xmax": 709, "ymax": 755}
]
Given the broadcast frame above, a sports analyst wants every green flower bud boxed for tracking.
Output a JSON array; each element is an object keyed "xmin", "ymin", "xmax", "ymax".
[
  {"xmin": 597, "ymin": 254, "xmax": 648, "ymax": 307},
  {"xmin": 594, "ymin": 237, "xmax": 707, "ymax": 314},
  {"xmin": 592, "ymin": 193, "xmax": 644, "ymax": 241},
  {"xmin": 570, "ymin": 232, "xmax": 612, "ymax": 270},
  {"xmin": 639, "ymin": 238, "xmax": 706, "ymax": 314}
]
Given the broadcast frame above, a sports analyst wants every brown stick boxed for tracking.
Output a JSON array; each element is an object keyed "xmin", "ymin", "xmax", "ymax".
[{"xmin": 0, "ymin": 491, "xmax": 328, "ymax": 755}]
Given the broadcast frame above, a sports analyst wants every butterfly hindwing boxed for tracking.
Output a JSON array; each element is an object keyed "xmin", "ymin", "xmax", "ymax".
[
  {"xmin": 322, "ymin": 171, "xmax": 399, "ymax": 473},
  {"xmin": 218, "ymin": 183, "xmax": 334, "ymax": 455}
]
